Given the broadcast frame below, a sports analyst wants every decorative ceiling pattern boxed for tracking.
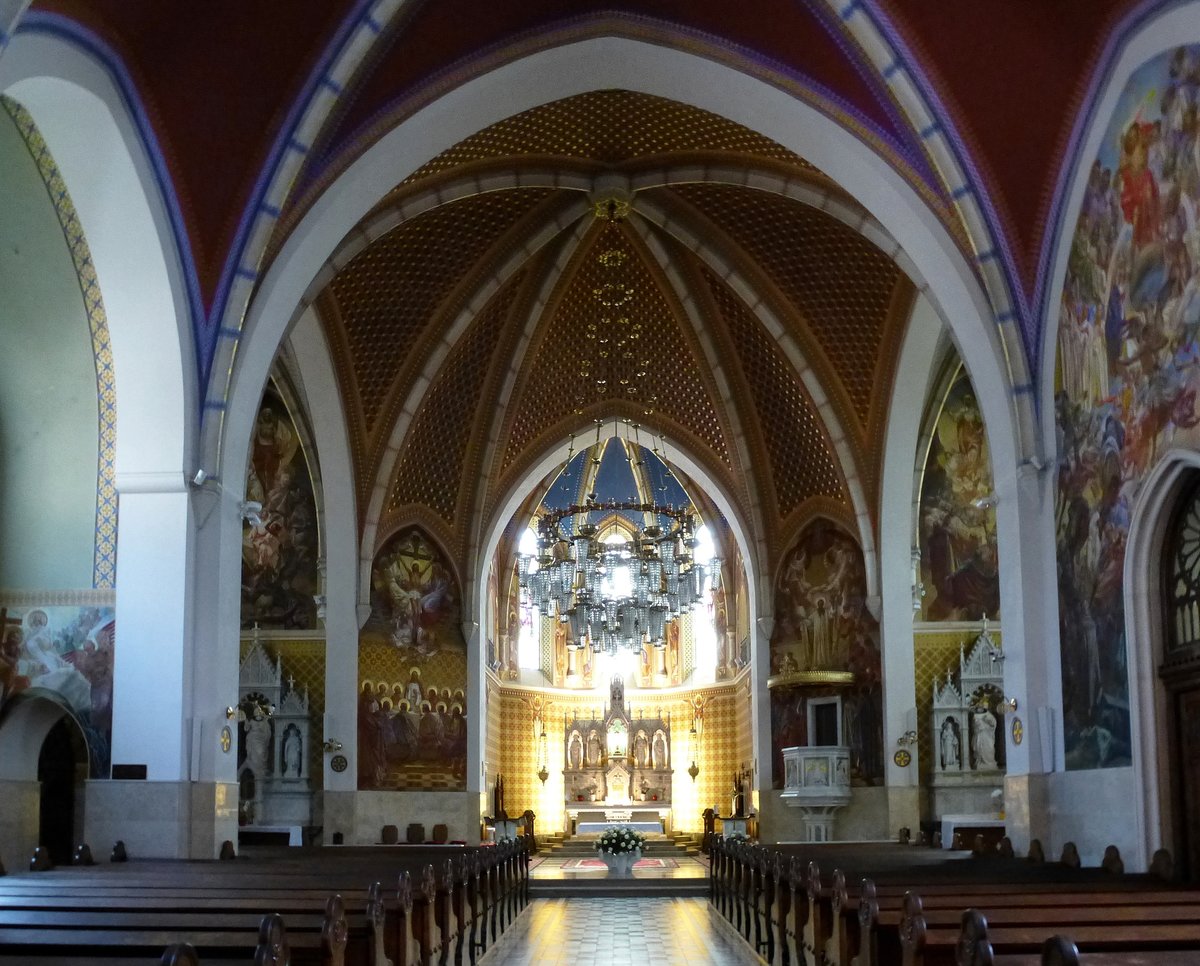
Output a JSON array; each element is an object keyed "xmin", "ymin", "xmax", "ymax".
[
  {"xmin": 500, "ymin": 220, "xmax": 730, "ymax": 474},
  {"xmin": 398, "ymin": 90, "xmax": 817, "ymax": 188},
  {"xmin": 328, "ymin": 188, "xmax": 553, "ymax": 432},
  {"xmin": 700, "ymin": 265, "xmax": 846, "ymax": 518},
  {"xmin": 385, "ymin": 269, "xmax": 525, "ymax": 527},
  {"xmin": 663, "ymin": 182, "xmax": 907, "ymax": 430}
]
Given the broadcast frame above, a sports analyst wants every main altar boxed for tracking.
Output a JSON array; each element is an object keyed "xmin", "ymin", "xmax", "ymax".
[{"xmin": 563, "ymin": 676, "xmax": 673, "ymax": 832}]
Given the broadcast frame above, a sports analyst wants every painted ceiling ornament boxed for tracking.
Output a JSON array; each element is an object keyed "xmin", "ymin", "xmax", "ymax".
[{"xmin": 591, "ymin": 196, "xmax": 631, "ymax": 222}]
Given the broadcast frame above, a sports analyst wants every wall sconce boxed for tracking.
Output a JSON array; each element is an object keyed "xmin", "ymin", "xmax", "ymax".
[
  {"xmin": 687, "ymin": 720, "xmax": 700, "ymax": 781},
  {"xmin": 999, "ymin": 697, "xmax": 1018, "ymax": 713},
  {"xmin": 896, "ymin": 730, "xmax": 918, "ymax": 747},
  {"xmin": 322, "ymin": 739, "xmax": 343, "ymax": 754},
  {"xmin": 536, "ymin": 725, "xmax": 549, "ymax": 784}
]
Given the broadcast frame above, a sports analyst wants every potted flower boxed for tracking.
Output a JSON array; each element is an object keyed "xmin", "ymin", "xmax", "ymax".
[{"xmin": 594, "ymin": 825, "xmax": 647, "ymax": 876}]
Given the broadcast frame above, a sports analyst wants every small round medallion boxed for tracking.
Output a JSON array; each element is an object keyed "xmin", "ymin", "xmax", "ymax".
[
  {"xmin": 1011, "ymin": 717, "xmax": 1024, "ymax": 745},
  {"xmin": 219, "ymin": 725, "xmax": 232, "ymax": 754},
  {"xmin": 893, "ymin": 749, "xmax": 912, "ymax": 767},
  {"xmin": 330, "ymin": 754, "xmax": 349, "ymax": 773}
]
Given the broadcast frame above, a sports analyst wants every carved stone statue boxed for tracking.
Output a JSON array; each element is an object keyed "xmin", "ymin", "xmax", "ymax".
[
  {"xmin": 586, "ymin": 729, "xmax": 602, "ymax": 766},
  {"xmin": 972, "ymin": 709, "xmax": 997, "ymax": 769},
  {"xmin": 568, "ymin": 732, "xmax": 583, "ymax": 770},
  {"xmin": 283, "ymin": 727, "xmax": 302, "ymax": 778},
  {"xmin": 634, "ymin": 731, "xmax": 649, "ymax": 768},
  {"xmin": 940, "ymin": 718, "xmax": 960, "ymax": 769},
  {"xmin": 245, "ymin": 708, "xmax": 271, "ymax": 777},
  {"xmin": 652, "ymin": 732, "xmax": 666, "ymax": 770}
]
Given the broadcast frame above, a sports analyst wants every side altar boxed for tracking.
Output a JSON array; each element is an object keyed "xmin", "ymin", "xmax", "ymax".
[{"xmin": 564, "ymin": 675, "xmax": 673, "ymax": 830}]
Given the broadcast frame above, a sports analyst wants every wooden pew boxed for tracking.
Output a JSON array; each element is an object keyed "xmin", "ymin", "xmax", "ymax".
[{"xmin": 0, "ymin": 841, "xmax": 530, "ymax": 966}]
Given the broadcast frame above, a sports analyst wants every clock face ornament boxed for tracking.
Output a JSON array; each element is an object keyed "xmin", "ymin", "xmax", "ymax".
[
  {"xmin": 331, "ymin": 754, "xmax": 349, "ymax": 773},
  {"xmin": 893, "ymin": 749, "xmax": 912, "ymax": 767},
  {"xmin": 220, "ymin": 726, "xmax": 232, "ymax": 754}
]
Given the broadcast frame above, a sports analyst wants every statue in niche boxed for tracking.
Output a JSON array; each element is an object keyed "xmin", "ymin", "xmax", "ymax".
[
  {"xmin": 634, "ymin": 731, "xmax": 649, "ymax": 768},
  {"xmin": 940, "ymin": 717, "xmax": 961, "ymax": 769},
  {"xmin": 652, "ymin": 731, "xmax": 667, "ymax": 770},
  {"xmin": 568, "ymin": 732, "xmax": 583, "ymax": 770},
  {"xmin": 587, "ymin": 729, "xmax": 602, "ymax": 766},
  {"xmin": 245, "ymin": 707, "xmax": 272, "ymax": 778},
  {"xmin": 283, "ymin": 726, "xmax": 302, "ymax": 778},
  {"xmin": 972, "ymin": 707, "xmax": 997, "ymax": 769}
]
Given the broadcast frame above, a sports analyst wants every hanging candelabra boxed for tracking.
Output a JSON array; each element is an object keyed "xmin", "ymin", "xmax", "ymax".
[{"xmin": 517, "ymin": 489, "xmax": 720, "ymax": 656}]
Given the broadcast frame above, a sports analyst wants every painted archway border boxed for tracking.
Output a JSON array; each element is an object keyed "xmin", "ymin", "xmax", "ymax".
[{"xmin": 2, "ymin": 94, "xmax": 115, "ymax": 589}]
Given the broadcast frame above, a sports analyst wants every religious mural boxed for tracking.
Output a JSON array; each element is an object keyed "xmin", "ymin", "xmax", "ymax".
[
  {"xmin": 241, "ymin": 387, "xmax": 319, "ymax": 629},
  {"xmin": 1053, "ymin": 45, "xmax": 1200, "ymax": 768},
  {"xmin": 359, "ymin": 528, "xmax": 467, "ymax": 790},
  {"xmin": 768, "ymin": 520, "xmax": 883, "ymax": 786},
  {"xmin": 918, "ymin": 367, "xmax": 1000, "ymax": 621},
  {"xmin": 0, "ymin": 604, "xmax": 114, "ymax": 777}
]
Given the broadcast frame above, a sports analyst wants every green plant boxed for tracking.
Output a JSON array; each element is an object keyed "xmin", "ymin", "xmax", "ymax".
[{"xmin": 594, "ymin": 826, "xmax": 646, "ymax": 855}]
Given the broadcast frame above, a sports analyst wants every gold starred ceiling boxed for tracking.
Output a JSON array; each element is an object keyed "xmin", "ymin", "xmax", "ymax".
[{"xmin": 314, "ymin": 90, "xmax": 915, "ymax": 569}]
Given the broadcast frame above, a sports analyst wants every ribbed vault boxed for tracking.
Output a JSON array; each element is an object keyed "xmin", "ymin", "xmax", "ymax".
[{"xmin": 308, "ymin": 89, "xmax": 919, "ymax": 579}]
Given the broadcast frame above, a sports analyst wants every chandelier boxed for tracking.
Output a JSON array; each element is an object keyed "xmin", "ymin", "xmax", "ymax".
[{"xmin": 518, "ymin": 493, "xmax": 719, "ymax": 655}]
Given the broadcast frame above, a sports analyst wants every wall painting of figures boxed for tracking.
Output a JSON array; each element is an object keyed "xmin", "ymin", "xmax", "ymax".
[
  {"xmin": 241, "ymin": 386, "xmax": 319, "ymax": 629},
  {"xmin": 0, "ymin": 603, "xmax": 114, "ymax": 777},
  {"xmin": 359, "ymin": 528, "xmax": 467, "ymax": 790},
  {"xmin": 1055, "ymin": 45, "xmax": 1200, "ymax": 769},
  {"xmin": 768, "ymin": 520, "xmax": 882, "ymax": 787},
  {"xmin": 918, "ymin": 366, "xmax": 1000, "ymax": 622}
]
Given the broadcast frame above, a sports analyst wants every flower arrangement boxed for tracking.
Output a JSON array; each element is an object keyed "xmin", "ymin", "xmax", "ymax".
[{"xmin": 594, "ymin": 825, "xmax": 646, "ymax": 855}]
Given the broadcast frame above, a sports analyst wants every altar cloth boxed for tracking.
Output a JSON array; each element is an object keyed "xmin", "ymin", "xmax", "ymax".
[{"xmin": 577, "ymin": 821, "xmax": 662, "ymax": 834}]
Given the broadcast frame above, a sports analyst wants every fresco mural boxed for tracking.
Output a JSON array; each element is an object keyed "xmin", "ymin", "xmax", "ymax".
[
  {"xmin": 918, "ymin": 367, "xmax": 1000, "ymax": 621},
  {"xmin": 359, "ymin": 528, "xmax": 467, "ymax": 790},
  {"xmin": 768, "ymin": 520, "xmax": 883, "ymax": 786},
  {"xmin": 241, "ymin": 387, "xmax": 319, "ymax": 629},
  {"xmin": 0, "ymin": 604, "xmax": 114, "ymax": 777},
  {"xmin": 1054, "ymin": 45, "xmax": 1200, "ymax": 768}
]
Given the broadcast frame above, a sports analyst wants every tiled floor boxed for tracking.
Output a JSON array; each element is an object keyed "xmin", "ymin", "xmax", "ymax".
[{"xmin": 478, "ymin": 897, "xmax": 763, "ymax": 965}]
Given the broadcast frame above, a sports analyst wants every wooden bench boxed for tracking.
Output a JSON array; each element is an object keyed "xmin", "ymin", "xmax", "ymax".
[{"xmin": 0, "ymin": 837, "xmax": 532, "ymax": 966}]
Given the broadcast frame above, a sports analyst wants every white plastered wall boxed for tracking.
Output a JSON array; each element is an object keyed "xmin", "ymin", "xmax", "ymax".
[{"xmin": 0, "ymin": 30, "xmax": 198, "ymax": 854}]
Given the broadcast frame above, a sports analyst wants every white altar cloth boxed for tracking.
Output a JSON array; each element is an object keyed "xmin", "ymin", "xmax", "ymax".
[
  {"xmin": 939, "ymin": 813, "xmax": 1003, "ymax": 849},
  {"xmin": 577, "ymin": 821, "xmax": 662, "ymax": 834}
]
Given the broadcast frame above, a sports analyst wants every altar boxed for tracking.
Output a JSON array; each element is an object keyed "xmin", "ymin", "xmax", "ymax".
[
  {"xmin": 569, "ymin": 807, "xmax": 667, "ymax": 835},
  {"xmin": 563, "ymin": 676, "xmax": 674, "ymax": 821}
]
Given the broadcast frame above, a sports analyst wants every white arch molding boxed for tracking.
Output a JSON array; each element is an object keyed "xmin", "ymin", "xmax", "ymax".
[
  {"xmin": 1125, "ymin": 449, "xmax": 1200, "ymax": 871},
  {"xmin": 472, "ymin": 421, "xmax": 768, "ymax": 797},
  {"xmin": 0, "ymin": 29, "xmax": 199, "ymax": 825},
  {"xmin": 215, "ymin": 36, "xmax": 1027, "ymax": 826},
  {"xmin": 0, "ymin": 692, "xmax": 85, "ymax": 868}
]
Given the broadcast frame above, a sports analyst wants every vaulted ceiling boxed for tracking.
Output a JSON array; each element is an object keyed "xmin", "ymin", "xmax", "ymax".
[{"xmin": 313, "ymin": 91, "xmax": 913, "ymax": 565}]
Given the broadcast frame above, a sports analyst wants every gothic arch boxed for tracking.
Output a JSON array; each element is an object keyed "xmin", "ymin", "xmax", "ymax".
[{"xmin": 1124, "ymin": 449, "xmax": 1200, "ymax": 870}]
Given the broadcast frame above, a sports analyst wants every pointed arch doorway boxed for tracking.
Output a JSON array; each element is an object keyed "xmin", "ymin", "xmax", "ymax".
[
  {"xmin": 0, "ymin": 693, "xmax": 90, "ymax": 866},
  {"xmin": 1162, "ymin": 473, "xmax": 1200, "ymax": 879}
]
